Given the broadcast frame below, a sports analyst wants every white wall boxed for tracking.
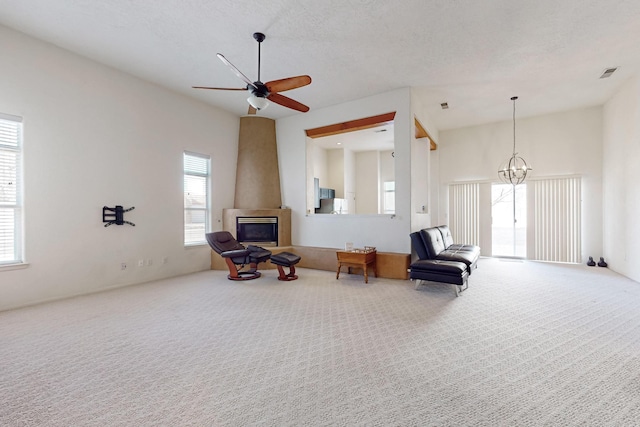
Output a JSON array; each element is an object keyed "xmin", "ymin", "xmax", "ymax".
[
  {"xmin": 429, "ymin": 147, "xmax": 440, "ymax": 223},
  {"xmin": 326, "ymin": 149, "xmax": 344, "ymax": 198},
  {"xmin": 0, "ymin": 26, "xmax": 239, "ymax": 310},
  {"xmin": 310, "ymin": 143, "xmax": 329, "ymax": 187},
  {"xmin": 438, "ymin": 107, "xmax": 603, "ymax": 260},
  {"xmin": 410, "ymin": 91, "xmax": 439, "ymax": 231},
  {"xmin": 355, "ymin": 151, "xmax": 379, "ymax": 214},
  {"xmin": 277, "ymin": 88, "xmax": 412, "ymax": 253},
  {"xmin": 603, "ymin": 75, "xmax": 640, "ymax": 282},
  {"xmin": 344, "ymin": 148, "xmax": 356, "ymax": 214}
]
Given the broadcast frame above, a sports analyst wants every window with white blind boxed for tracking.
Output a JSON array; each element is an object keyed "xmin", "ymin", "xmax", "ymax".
[
  {"xmin": 183, "ymin": 152, "xmax": 210, "ymax": 246},
  {"xmin": 383, "ymin": 181, "xmax": 395, "ymax": 214},
  {"xmin": 532, "ymin": 176, "xmax": 582, "ymax": 263},
  {"xmin": 448, "ymin": 182, "xmax": 480, "ymax": 247},
  {"xmin": 0, "ymin": 113, "xmax": 23, "ymax": 265}
]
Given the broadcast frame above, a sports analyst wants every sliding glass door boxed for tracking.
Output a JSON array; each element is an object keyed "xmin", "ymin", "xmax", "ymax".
[{"xmin": 491, "ymin": 183, "xmax": 527, "ymax": 257}]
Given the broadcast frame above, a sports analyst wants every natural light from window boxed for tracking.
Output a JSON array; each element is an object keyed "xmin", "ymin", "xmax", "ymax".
[
  {"xmin": 0, "ymin": 113, "xmax": 23, "ymax": 265},
  {"xmin": 183, "ymin": 152, "xmax": 210, "ymax": 246}
]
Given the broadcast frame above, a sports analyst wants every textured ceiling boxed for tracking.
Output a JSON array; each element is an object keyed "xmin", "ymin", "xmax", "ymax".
[{"xmin": 1, "ymin": 0, "xmax": 639, "ymax": 130}]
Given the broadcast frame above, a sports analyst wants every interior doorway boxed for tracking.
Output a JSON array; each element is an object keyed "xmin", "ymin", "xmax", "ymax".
[{"xmin": 492, "ymin": 183, "xmax": 527, "ymax": 257}]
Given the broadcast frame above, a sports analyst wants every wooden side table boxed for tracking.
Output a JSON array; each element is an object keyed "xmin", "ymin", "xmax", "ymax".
[{"xmin": 336, "ymin": 249, "xmax": 377, "ymax": 283}]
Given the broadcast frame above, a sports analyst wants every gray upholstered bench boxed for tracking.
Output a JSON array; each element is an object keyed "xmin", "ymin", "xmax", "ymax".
[{"xmin": 270, "ymin": 252, "xmax": 301, "ymax": 281}]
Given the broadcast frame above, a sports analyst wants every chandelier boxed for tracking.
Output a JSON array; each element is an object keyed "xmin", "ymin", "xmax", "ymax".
[{"xmin": 498, "ymin": 96, "xmax": 531, "ymax": 185}]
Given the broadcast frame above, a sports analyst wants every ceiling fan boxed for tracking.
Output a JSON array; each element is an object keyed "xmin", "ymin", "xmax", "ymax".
[{"xmin": 193, "ymin": 32, "xmax": 312, "ymax": 114}]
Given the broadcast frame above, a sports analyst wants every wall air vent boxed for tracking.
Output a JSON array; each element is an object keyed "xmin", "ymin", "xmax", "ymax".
[
  {"xmin": 440, "ymin": 102, "xmax": 449, "ymax": 109},
  {"xmin": 600, "ymin": 67, "xmax": 618, "ymax": 79}
]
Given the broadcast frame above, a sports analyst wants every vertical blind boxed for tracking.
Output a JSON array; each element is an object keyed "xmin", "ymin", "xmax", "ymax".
[
  {"xmin": 533, "ymin": 177, "xmax": 582, "ymax": 263},
  {"xmin": 448, "ymin": 178, "xmax": 581, "ymax": 263},
  {"xmin": 0, "ymin": 113, "xmax": 23, "ymax": 264},
  {"xmin": 183, "ymin": 152, "xmax": 210, "ymax": 245},
  {"xmin": 448, "ymin": 182, "xmax": 480, "ymax": 246}
]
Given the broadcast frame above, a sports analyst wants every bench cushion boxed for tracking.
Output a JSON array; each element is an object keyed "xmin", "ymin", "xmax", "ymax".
[
  {"xmin": 410, "ymin": 232, "xmax": 429, "ymax": 260},
  {"xmin": 270, "ymin": 252, "xmax": 301, "ymax": 267},
  {"xmin": 409, "ymin": 259, "xmax": 468, "ymax": 286},
  {"xmin": 436, "ymin": 225, "xmax": 456, "ymax": 248},
  {"xmin": 247, "ymin": 245, "xmax": 272, "ymax": 263},
  {"xmin": 435, "ymin": 248, "xmax": 479, "ymax": 270},
  {"xmin": 419, "ymin": 228, "xmax": 446, "ymax": 258}
]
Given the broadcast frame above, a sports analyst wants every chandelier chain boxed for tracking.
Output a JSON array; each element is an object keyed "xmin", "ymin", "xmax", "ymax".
[{"xmin": 512, "ymin": 96, "xmax": 516, "ymax": 155}]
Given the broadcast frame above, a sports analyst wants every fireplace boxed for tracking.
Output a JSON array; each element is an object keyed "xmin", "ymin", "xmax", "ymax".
[
  {"xmin": 236, "ymin": 217, "xmax": 278, "ymax": 246},
  {"xmin": 224, "ymin": 209, "xmax": 290, "ymax": 247}
]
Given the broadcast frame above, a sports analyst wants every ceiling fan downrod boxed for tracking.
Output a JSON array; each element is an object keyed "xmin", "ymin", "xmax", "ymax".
[{"xmin": 253, "ymin": 32, "xmax": 265, "ymax": 83}]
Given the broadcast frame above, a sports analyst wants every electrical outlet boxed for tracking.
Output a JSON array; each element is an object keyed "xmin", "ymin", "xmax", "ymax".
[
  {"xmin": 121, "ymin": 262, "xmax": 127, "ymax": 270},
  {"xmin": 138, "ymin": 259, "xmax": 144, "ymax": 267},
  {"xmin": 147, "ymin": 259, "xmax": 153, "ymax": 266}
]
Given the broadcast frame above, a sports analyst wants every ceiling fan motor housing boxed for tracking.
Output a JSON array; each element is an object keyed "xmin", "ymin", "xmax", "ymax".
[{"xmin": 250, "ymin": 82, "xmax": 269, "ymax": 97}]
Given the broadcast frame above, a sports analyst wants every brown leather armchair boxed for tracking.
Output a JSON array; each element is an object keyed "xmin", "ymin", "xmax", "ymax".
[{"xmin": 206, "ymin": 231, "xmax": 272, "ymax": 280}]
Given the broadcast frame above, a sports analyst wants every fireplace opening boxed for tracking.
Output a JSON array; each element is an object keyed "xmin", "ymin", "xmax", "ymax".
[{"xmin": 236, "ymin": 217, "xmax": 278, "ymax": 246}]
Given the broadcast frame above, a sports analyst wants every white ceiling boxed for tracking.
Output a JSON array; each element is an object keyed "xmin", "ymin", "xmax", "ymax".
[{"xmin": 1, "ymin": 0, "xmax": 639, "ymax": 131}]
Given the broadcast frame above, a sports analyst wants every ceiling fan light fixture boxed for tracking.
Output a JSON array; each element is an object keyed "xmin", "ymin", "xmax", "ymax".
[
  {"xmin": 247, "ymin": 93, "xmax": 269, "ymax": 111},
  {"xmin": 194, "ymin": 32, "xmax": 311, "ymax": 114}
]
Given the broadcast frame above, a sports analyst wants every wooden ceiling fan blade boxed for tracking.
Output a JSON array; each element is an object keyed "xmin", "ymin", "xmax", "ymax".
[
  {"xmin": 265, "ymin": 75, "xmax": 312, "ymax": 93},
  {"xmin": 216, "ymin": 53, "xmax": 257, "ymax": 89},
  {"xmin": 268, "ymin": 93, "xmax": 310, "ymax": 112},
  {"xmin": 192, "ymin": 86, "xmax": 248, "ymax": 91},
  {"xmin": 247, "ymin": 105, "xmax": 257, "ymax": 115}
]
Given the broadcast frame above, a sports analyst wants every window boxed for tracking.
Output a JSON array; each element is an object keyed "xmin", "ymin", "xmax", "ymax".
[
  {"xmin": 0, "ymin": 113, "xmax": 23, "ymax": 265},
  {"xmin": 183, "ymin": 152, "xmax": 210, "ymax": 246},
  {"xmin": 383, "ymin": 181, "xmax": 395, "ymax": 214}
]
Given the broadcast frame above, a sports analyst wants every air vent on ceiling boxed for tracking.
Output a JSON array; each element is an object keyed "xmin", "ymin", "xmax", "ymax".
[
  {"xmin": 440, "ymin": 102, "xmax": 449, "ymax": 109},
  {"xmin": 600, "ymin": 67, "xmax": 618, "ymax": 79}
]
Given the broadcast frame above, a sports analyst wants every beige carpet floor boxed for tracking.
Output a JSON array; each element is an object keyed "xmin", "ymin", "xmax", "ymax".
[{"xmin": 2, "ymin": 258, "xmax": 640, "ymax": 426}]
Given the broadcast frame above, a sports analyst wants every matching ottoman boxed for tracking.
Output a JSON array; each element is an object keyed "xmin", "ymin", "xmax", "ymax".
[{"xmin": 270, "ymin": 252, "xmax": 302, "ymax": 281}]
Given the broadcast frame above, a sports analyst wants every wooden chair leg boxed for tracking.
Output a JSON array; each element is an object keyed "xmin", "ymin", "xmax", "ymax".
[
  {"xmin": 225, "ymin": 258, "xmax": 240, "ymax": 279},
  {"xmin": 277, "ymin": 264, "xmax": 298, "ymax": 281},
  {"xmin": 224, "ymin": 257, "xmax": 260, "ymax": 280}
]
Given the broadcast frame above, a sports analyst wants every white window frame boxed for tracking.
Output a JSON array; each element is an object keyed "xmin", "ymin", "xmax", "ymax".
[
  {"xmin": 183, "ymin": 151, "xmax": 211, "ymax": 246},
  {"xmin": 0, "ymin": 113, "xmax": 24, "ymax": 266},
  {"xmin": 383, "ymin": 181, "xmax": 395, "ymax": 214}
]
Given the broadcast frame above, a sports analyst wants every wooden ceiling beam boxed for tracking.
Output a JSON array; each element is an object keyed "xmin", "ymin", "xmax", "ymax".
[
  {"xmin": 305, "ymin": 112, "xmax": 396, "ymax": 139},
  {"xmin": 415, "ymin": 118, "xmax": 437, "ymax": 150},
  {"xmin": 304, "ymin": 112, "xmax": 438, "ymax": 151}
]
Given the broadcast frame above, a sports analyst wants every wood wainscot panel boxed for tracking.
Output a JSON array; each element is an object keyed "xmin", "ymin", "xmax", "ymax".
[
  {"xmin": 376, "ymin": 252, "xmax": 410, "ymax": 279},
  {"xmin": 211, "ymin": 246, "xmax": 294, "ymax": 272},
  {"xmin": 211, "ymin": 244, "xmax": 410, "ymax": 280}
]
